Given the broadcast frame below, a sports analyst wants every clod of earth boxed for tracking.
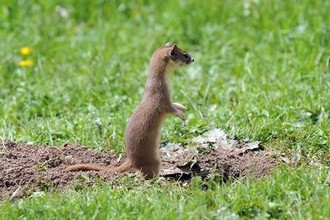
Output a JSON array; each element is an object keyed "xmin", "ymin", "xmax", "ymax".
[{"xmin": 0, "ymin": 129, "xmax": 278, "ymax": 199}]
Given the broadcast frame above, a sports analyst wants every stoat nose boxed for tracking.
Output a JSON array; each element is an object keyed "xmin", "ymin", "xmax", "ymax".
[{"xmin": 190, "ymin": 57, "xmax": 194, "ymax": 62}]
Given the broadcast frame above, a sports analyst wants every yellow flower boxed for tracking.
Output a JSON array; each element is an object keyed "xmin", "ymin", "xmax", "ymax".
[
  {"xmin": 20, "ymin": 46, "xmax": 32, "ymax": 56},
  {"xmin": 18, "ymin": 59, "xmax": 34, "ymax": 67}
]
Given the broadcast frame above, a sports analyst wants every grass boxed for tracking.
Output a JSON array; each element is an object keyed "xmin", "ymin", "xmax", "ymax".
[
  {"xmin": 0, "ymin": 0, "xmax": 329, "ymax": 219},
  {"xmin": 0, "ymin": 167, "xmax": 329, "ymax": 219}
]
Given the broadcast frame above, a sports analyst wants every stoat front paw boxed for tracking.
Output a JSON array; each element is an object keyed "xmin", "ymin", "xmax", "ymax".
[
  {"xmin": 173, "ymin": 102, "xmax": 187, "ymax": 111},
  {"xmin": 175, "ymin": 110, "xmax": 186, "ymax": 121}
]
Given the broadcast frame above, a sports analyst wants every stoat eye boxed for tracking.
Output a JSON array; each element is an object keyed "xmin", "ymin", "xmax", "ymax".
[{"xmin": 183, "ymin": 53, "xmax": 189, "ymax": 59}]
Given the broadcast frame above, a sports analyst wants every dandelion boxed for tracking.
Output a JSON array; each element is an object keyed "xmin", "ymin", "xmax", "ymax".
[
  {"xmin": 18, "ymin": 59, "xmax": 34, "ymax": 67},
  {"xmin": 19, "ymin": 46, "xmax": 32, "ymax": 56}
]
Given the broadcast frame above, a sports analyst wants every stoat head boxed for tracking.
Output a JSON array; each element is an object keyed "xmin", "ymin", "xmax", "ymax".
[{"xmin": 164, "ymin": 42, "xmax": 194, "ymax": 66}]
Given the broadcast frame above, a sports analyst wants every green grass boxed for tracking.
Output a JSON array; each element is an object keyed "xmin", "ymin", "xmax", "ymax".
[
  {"xmin": 0, "ymin": 0, "xmax": 329, "ymax": 219},
  {"xmin": 0, "ymin": 167, "xmax": 329, "ymax": 219}
]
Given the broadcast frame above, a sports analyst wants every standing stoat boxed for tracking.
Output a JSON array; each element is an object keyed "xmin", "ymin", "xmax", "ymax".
[{"xmin": 64, "ymin": 43, "xmax": 194, "ymax": 179}]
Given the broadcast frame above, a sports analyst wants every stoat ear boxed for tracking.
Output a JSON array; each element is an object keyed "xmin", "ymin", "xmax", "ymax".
[
  {"xmin": 169, "ymin": 44, "xmax": 178, "ymax": 60},
  {"xmin": 172, "ymin": 44, "xmax": 178, "ymax": 50},
  {"xmin": 165, "ymin": 42, "xmax": 173, "ymax": 47}
]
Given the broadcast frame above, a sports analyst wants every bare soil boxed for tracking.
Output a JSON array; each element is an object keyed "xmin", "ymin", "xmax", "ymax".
[{"xmin": 0, "ymin": 130, "xmax": 278, "ymax": 199}]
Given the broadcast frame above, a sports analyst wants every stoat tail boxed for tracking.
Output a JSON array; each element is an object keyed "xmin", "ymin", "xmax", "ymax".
[{"xmin": 64, "ymin": 161, "xmax": 131, "ymax": 172}]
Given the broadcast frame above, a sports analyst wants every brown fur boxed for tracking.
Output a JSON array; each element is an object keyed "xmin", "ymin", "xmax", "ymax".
[{"xmin": 64, "ymin": 43, "xmax": 194, "ymax": 179}]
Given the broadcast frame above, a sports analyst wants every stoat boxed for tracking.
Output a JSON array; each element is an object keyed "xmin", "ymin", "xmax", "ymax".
[{"xmin": 64, "ymin": 43, "xmax": 194, "ymax": 179}]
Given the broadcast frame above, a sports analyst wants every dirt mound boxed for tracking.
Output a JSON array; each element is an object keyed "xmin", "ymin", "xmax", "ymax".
[{"xmin": 0, "ymin": 130, "xmax": 278, "ymax": 199}]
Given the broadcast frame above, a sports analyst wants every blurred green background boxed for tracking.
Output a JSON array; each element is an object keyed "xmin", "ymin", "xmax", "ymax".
[{"xmin": 1, "ymin": 1, "xmax": 329, "ymax": 162}]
